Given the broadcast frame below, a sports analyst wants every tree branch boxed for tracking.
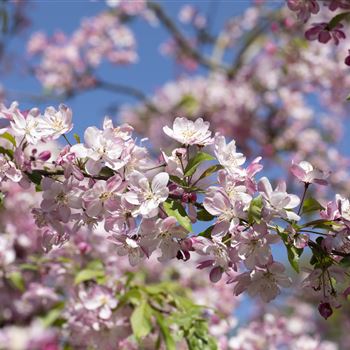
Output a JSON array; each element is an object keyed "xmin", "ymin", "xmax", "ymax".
[{"xmin": 147, "ymin": 1, "xmax": 229, "ymax": 73}]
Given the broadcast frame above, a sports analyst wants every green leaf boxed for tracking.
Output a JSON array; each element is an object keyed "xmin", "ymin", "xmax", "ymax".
[
  {"xmin": 7, "ymin": 271, "xmax": 25, "ymax": 291},
  {"xmin": 26, "ymin": 170, "xmax": 43, "ymax": 186},
  {"xmin": 184, "ymin": 152, "xmax": 215, "ymax": 177},
  {"xmin": 177, "ymin": 94, "xmax": 198, "ymax": 115},
  {"xmin": 302, "ymin": 197, "xmax": 324, "ymax": 214},
  {"xmin": 155, "ymin": 313, "xmax": 176, "ymax": 350},
  {"xmin": 0, "ymin": 132, "xmax": 16, "ymax": 147},
  {"xmin": 73, "ymin": 133, "xmax": 81, "ymax": 144},
  {"xmin": 0, "ymin": 146, "xmax": 13, "ymax": 159},
  {"xmin": 198, "ymin": 225, "xmax": 214, "ymax": 238},
  {"xmin": 340, "ymin": 255, "xmax": 350, "ymax": 267},
  {"xmin": 1, "ymin": 8, "xmax": 8, "ymax": 33},
  {"xmin": 286, "ymin": 244, "xmax": 303, "ymax": 273},
  {"xmin": 195, "ymin": 164, "xmax": 223, "ymax": 183},
  {"xmin": 169, "ymin": 175, "xmax": 186, "ymax": 187},
  {"xmin": 197, "ymin": 208, "xmax": 215, "ymax": 222},
  {"xmin": 0, "ymin": 191, "xmax": 4, "ymax": 207},
  {"xmin": 327, "ymin": 11, "xmax": 350, "ymax": 30},
  {"xmin": 304, "ymin": 219, "xmax": 338, "ymax": 231},
  {"xmin": 74, "ymin": 269, "xmax": 105, "ymax": 285},
  {"xmin": 131, "ymin": 299, "xmax": 153, "ymax": 340},
  {"xmin": 248, "ymin": 195, "xmax": 263, "ymax": 224},
  {"xmin": 163, "ymin": 199, "xmax": 192, "ymax": 232},
  {"xmin": 347, "ymin": 94, "xmax": 350, "ymax": 101},
  {"xmin": 20, "ymin": 263, "xmax": 39, "ymax": 271},
  {"xmin": 277, "ymin": 228, "xmax": 303, "ymax": 273},
  {"xmin": 40, "ymin": 308, "xmax": 63, "ymax": 327},
  {"xmin": 119, "ymin": 288, "xmax": 142, "ymax": 306}
]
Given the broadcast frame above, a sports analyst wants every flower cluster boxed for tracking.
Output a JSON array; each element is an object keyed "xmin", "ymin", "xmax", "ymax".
[
  {"xmin": 286, "ymin": 0, "xmax": 350, "ymax": 66},
  {"xmin": 27, "ymin": 11, "xmax": 137, "ymax": 93},
  {"xmin": 0, "ymin": 104, "xmax": 349, "ymax": 321}
]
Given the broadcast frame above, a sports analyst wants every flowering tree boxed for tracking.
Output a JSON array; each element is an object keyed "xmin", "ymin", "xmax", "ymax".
[{"xmin": 1, "ymin": 0, "xmax": 350, "ymax": 349}]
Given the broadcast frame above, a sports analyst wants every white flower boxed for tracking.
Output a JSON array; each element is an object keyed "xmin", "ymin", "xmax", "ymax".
[
  {"xmin": 80, "ymin": 286, "xmax": 117, "ymax": 320},
  {"xmin": 214, "ymin": 134, "xmax": 246, "ymax": 173},
  {"xmin": 163, "ymin": 117, "xmax": 213, "ymax": 146},
  {"xmin": 290, "ymin": 160, "xmax": 328, "ymax": 185},
  {"xmin": 41, "ymin": 104, "xmax": 73, "ymax": 139},
  {"xmin": 10, "ymin": 107, "xmax": 45, "ymax": 144},
  {"xmin": 0, "ymin": 154, "xmax": 22, "ymax": 182},
  {"xmin": 70, "ymin": 126, "xmax": 128, "ymax": 175},
  {"xmin": 203, "ymin": 189, "xmax": 242, "ymax": 237},
  {"xmin": 258, "ymin": 177, "xmax": 300, "ymax": 221},
  {"xmin": 124, "ymin": 171, "xmax": 169, "ymax": 218}
]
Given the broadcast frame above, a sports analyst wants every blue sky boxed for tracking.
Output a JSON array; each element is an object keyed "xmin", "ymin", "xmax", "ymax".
[{"xmin": 2, "ymin": 0, "xmax": 255, "ymax": 137}]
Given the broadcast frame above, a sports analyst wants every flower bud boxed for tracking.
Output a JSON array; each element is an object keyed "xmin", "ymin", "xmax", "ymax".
[
  {"xmin": 38, "ymin": 150, "xmax": 51, "ymax": 161},
  {"xmin": 318, "ymin": 302, "xmax": 333, "ymax": 320}
]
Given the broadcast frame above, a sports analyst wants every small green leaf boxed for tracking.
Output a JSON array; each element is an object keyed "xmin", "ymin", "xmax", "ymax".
[
  {"xmin": 7, "ymin": 271, "xmax": 25, "ymax": 291},
  {"xmin": 155, "ymin": 313, "xmax": 176, "ymax": 350},
  {"xmin": 73, "ymin": 133, "xmax": 81, "ymax": 144},
  {"xmin": 131, "ymin": 299, "xmax": 153, "ymax": 340},
  {"xmin": 0, "ymin": 146, "xmax": 13, "ymax": 159},
  {"xmin": 248, "ymin": 195, "xmax": 263, "ymax": 224},
  {"xmin": 197, "ymin": 208, "xmax": 215, "ymax": 222},
  {"xmin": 169, "ymin": 175, "xmax": 186, "ymax": 187},
  {"xmin": 177, "ymin": 94, "xmax": 198, "ymax": 114},
  {"xmin": 26, "ymin": 170, "xmax": 43, "ymax": 186},
  {"xmin": 1, "ymin": 8, "xmax": 8, "ymax": 33},
  {"xmin": 0, "ymin": 132, "xmax": 16, "ymax": 147},
  {"xmin": 195, "ymin": 164, "xmax": 223, "ymax": 183},
  {"xmin": 302, "ymin": 197, "xmax": 324, "ymax": 214},
  {"xmin": 198, "ymin": 225, "xmax": 214, "ymax": 238},
  {"xmin": 20, "ymin": 263, "xmax": 39, "ymax": 271},
  {"xmin": 74, "ymin": 269, "xmax": 105, "ymax": 285},
  {"xmin": 163, "ymin": 199, "xmax": 192, "ymax": 232},
  {"xmin": 286, "ymin": 244, "xmax": 303, "ymax": 273},
  {"xmin": 327, "ymin": 11, "xmax": 350, "ymax": 30},
  {"xmin": 40, "ymin": 308, "xmax": 63, "ymax": 327},
  {"xmin": 184, "ymin": 152, "xmax": 215, "ymax": 177},
  {"xmin": 340, "ymin": 255, "xmax": 350, "ymax": 267}
]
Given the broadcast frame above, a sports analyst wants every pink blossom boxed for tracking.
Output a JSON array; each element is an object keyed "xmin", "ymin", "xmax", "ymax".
[
  {"xmin": 40, "ymin": 177, "xmax": 82, "ymax": 223},
  {"xmin": 305, "ymin": 23, "xmax": 346, "ymax": 45},
  {"xmin": 71, "ymin": 126, "xmax": 129, "ymax": 175},
  {"xmin": 203, "ymin": 189, "xmax": 243, "ymax": 237},
  {"xmin": 232, "ymin": 224, "xmax": 279, "ymax": 269},
  {"xmin": 163, "ymin": 117, "xmax": 213, "ymax": 146},
  {"xmin": 287, "ymin": 0, "xmax": 320, "ymax": 23},
  {"xmin": 290, "ymin": 160, "xmax": 328, "ymax": 185},
  {"xmin": 233, "ymin": 261, "xmax": 292, "ymax": 302},
  {"xmin": 79, "ymin": 286, "xmax": 117, "ymax": 320},
  {"xmin": 258, "ymin": 177, "xmax": 300, "ymax": 221},
  {"xmin": 82, "ymin": 175, "xmax": 126, "ymax": 217},
  {"xmin": 124, "ymin": 171, "xmax": 169, "ymax": 218},
  {"xmin": 214, "ymin": 134, "xmax": 246, "ymax": 175},
  {"xmin": 41, "ymin": 104, "xmax": 73, "ymax": 140}
]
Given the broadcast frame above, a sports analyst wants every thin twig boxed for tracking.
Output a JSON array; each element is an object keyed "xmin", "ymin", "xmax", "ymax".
[{"xmin": 148, "ymin": 1, "xmax": 229, "ymax": 73}]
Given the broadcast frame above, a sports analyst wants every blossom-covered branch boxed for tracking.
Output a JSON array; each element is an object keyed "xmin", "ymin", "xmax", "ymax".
[{"xmin": 0, "ymin": 101, "xmax": 349, "ymax": 320}]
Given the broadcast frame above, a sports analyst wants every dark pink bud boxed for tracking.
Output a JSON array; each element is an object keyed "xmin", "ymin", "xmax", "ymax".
[
  {"xmin": 182, "ymin": 192, "xmax": 197, "ymax": 203},
  {"xmin": 209, "ymin": 266, "xmax": 223, "ymax": 283},
  {"xmin": 181, "ymin": 238, "xmax": 193, "ymax": 251},
  {"xmin": 189, "ymin": 192, "xmax": 197, "ymax": 202},
  {"xmin": 318, "ymin": 302, "xmax": 333, "ymax": 320},
  {"xmin": 343, "ymin": 286, "xmax": 350, "ymax": 298},
  {"xmin": 345, "ymin": 50, "xmax": 350, "ymax": 66},
  {"xmin": 168, "ymin": 183, "xmax": 178, "ymax": 192},
  {"xmin": 78, "ymin": 242, "xmax": 91, "ymax": 255},
  {"xmin": 38, "ymin": 150, "xmax": 51, "ymax": 161},
  {"xmin": 318, "ymin": 30, "xmax": 332, "ymax": 44}
]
